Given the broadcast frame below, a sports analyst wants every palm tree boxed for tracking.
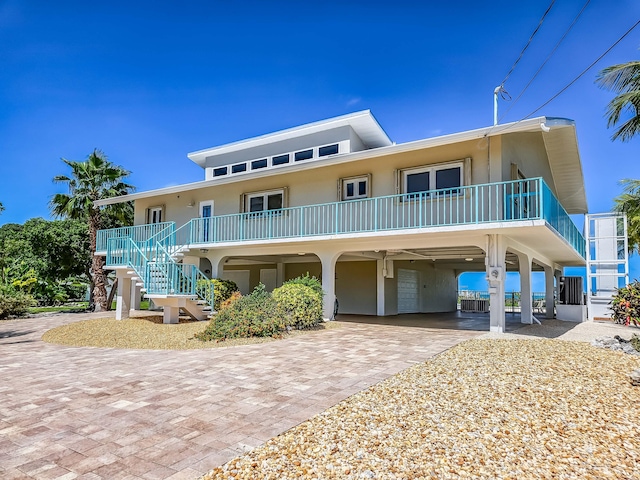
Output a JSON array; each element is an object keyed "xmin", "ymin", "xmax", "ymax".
[
  {"xmin": 0, "ymin": 202, "xmax": 4, "ymax": 215},
  {"xmin": 50, "ymin": 150, "xmax": 134, "ymax": 311},
  {"xmin": 614, "ymin": 179, "xmax": 640, "ymax": 254},
  {"xmin": 596, "ymin": 60, "xmax": 640, "ymax": 142}
]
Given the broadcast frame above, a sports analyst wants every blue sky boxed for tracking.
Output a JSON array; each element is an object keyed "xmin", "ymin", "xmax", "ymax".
[{"xmin": 1, "ymin": 1, "xmax": 639, "ymax": 290}]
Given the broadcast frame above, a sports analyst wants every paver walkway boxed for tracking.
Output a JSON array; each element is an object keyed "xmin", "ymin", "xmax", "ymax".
[{"xmin": 0, "ymin": 313, "xmax": 482, "ymax": 480}]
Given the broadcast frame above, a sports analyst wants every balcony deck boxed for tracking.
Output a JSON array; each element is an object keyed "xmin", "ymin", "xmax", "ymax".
[{"xmin": 97, "ymin": 178, "xmax": 586, "ymax": 261}]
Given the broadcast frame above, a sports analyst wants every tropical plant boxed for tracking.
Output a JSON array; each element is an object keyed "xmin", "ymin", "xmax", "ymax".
[
  {"xmin": 282, "ymin": 273, "xmax": 324, "ymax": 298},
  {"xmin": 610, "ymin": 280, "xmax": 640, "ymax": 326},
  {"xmin": 50, "ymin": 150, "xmax": 134, "ymax": 311},
  {"xmin": 614, "ymin": 179, "xmax": 640, "ymax": 254},
  {"xmin": 196, "ymin": 278, "xmax": 239, "ymax": 310},
  {"xmin": 272, "ymin": 283, "xmax": 323, "ymax": 329},
  {"xmin": 196, "ymin": 284, "xmax": 285, "ymax": 341},
  {"xmin": 596, "ymin": 60, "xmax": 640, "ymax": 142}
]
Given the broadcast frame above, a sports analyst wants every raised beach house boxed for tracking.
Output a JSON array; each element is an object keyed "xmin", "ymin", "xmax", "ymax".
[{"xmin": 95, "ymin": 110, "xmax": 587, "ymax": 332}]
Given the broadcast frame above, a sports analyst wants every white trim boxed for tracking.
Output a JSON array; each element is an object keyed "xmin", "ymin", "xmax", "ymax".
[
  {"xmin": 148, "ymin": 206, "xmax": 163, "ymax": 224},
  {"xmin": 341, "ymin": 175, "xmax": 370, "ymax": 200},
  {"xmin": 245, "ymin": 188, "xmax": 285, "ymax": 213},
  {"xmin": 402, "ymin": 160, "xmax": 464, "ymax": 194},
  {"xmin": 199, "ymin": 200, "xmax": 214, "ymax": 218}
]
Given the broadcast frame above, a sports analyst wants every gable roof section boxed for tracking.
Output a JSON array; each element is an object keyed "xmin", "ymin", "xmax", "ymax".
[
  {"xmin": 187, "ymin": 110, "xmax": 393, "ymax": 168},
  {"xmin": 95, "ymin": 115, "xmax": 587, "ymax": 214}
]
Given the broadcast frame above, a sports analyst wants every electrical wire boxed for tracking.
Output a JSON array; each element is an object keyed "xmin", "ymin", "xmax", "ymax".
[
  {"xmin": 500, "ymin": 0, "xmax": 556, "ymax": 87},
  {"xmin": 522, "ymin": 17, "xmax": 640, "ymax": 120},
  {"xmin": 499, "ymin": 0, "xmax": 591, "ymax": 122},
  {"xmin": 483, "ymin": 17, "xmax": 640, "ymax": 139}
]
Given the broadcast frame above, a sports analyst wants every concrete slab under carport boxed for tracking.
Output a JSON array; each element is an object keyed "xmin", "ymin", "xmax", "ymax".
[{"xmin": 337, "ymin": 311, "xmax": 532, "ymax": 333}]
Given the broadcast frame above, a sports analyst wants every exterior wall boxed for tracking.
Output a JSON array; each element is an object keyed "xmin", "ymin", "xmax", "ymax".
[
  {"xmin": 384, "ymin": 260, "xmax": 457, "ymax": 314},
  {"xmin": 501, "ymin": 132, "xmax": 554, "ymax": 185},
  {"xmin": 224, "ymin": 263, "xmax": 277, "ymax": 292},
  {"xmin": 335, "ymin": 261, "xmax": 377, "ymax": 315},
  {"xmin": 284, "ymin": 262, "xmax": 321, "ymax": 282},
  {"xmin": 133, "ymin": 138, "xmax": 492, "ymax": 226}
]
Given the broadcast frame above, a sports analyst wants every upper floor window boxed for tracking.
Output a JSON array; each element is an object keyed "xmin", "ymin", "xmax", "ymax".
[
  {"xmin": 319, "ymin": 144, "xmax": 339, "ymax": 157},
  {"xmin": 340, "ymin": 175, "xmax": 370, "ymax": 200},
  {"xmin": 245, "ymin": 189, "xmax": 285, "ymax": 213},
  {"xmin": 294, "ymin": 149, "xmax": 313, "ymax": 161},
  {"xmin": 272, "ymin": 154, "xmax": 290, "ymax": 166},
  {"xmin": 232, "ymin": 163, "xmax": 247, "ymax": 174},
  {"xmin": 252, "ymin": 158, "xmax": 268, "ymax": 170},
  {"xmin": 213, "ymin": 166, "xmax": 228, "ymax": 177},
  {"xmin": 402, "ymin": 161, "xmax": 464, "ymax": 197}
]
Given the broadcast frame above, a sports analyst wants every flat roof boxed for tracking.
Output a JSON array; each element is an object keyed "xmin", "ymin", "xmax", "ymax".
[{"xmin": 187, "ymin": 110, "xmax": 393, "ymax": 168}]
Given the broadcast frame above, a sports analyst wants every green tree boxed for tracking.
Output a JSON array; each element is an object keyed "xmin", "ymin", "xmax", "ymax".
[
  {"xmin": 614, "ymin": 179, "xmax": 640, "ymax": 254},
  {"xmin": 0, "ymin": 202, "xmax": 4, "ymax": 215},
  {"xmin": 596, "ymin": 60, "xmax": 640, "ymax": 142},
  {"xmin": 50, "ymin": 150, "xmax": 134, "ymax": 311}
]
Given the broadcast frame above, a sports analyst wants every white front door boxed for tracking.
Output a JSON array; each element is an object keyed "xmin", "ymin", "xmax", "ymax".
[
  {"xmin": 199, "ymin": 201, "xmax": 214, "ymax": 242},
  {"xmin": 397, "ymin": 269, "xmax": 420, "ymax": 313}
]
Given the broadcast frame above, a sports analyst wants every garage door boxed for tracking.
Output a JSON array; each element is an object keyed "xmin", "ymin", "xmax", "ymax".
[
  {"xmin": 222, "ymin": 270, "xmax": 251, "ymax": 295},
  {"xmin": 397, "ymin": 269, "xmax": 420, "ymax": 313}
]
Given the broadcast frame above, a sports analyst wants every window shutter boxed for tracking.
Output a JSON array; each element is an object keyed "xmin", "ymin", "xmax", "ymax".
[
  {"xmin": 464, "ymin": 158, "xmax": 472, "ymax": 186},
  {"xmin": 394, "ymin": 169, "xmax": 400, "ymax": 195},
  {"xmin": 337, "ymin": 179, "xmax": 343, "ymax": 201},
  {"xmin": 510, "ymin": 163, "xmax": 519, "ymax": 181},
  {"xmin": 239, "ymin": 194, "xmax": 246, "ymax": 213},
  {"xmin": 366, "ymin": 173, "xmax": 372, "ymax": 197},
  {"xmin": 282, "ymin": 187, "xmax": 289, "ymax": 208}
]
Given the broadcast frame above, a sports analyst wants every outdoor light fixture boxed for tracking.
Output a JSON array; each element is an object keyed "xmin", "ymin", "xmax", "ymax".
[
  {"xmin": 465, "ymin": 258, "xmax": 473, "ymax": 261},
  {"xmin": 200, "ymin": 249, "xmax": 209, "ymax": 254}
]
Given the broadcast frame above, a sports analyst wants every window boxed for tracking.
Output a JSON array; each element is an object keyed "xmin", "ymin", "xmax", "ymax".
[
  {"xmin": 272, "ymin": 154, "xmax": 290, "ymax": 166},
  {"xmin": 402, "ymin": 161, "xmax": 463, "ymax": 197},
  {"xmin": 319, "ymin": 144, "xmax": 339, "ymax": 157},
  {"xmin": 213, "ymin": 166, "xmax": 228, "ymax": 177},
  {"xmin": 148, "ymin": 206, "xmax": 163, "ymax": 224},
  {"xmin": 341, "ymin": 175, "xmax": 370, "ymax": 200},
  {"xmin": 245, "ymin": 189, "xmax": 285, "ymax": 213},
  {"xmin": 251, "ymin": 158, "xmax": 268, "ymax": 170},
  {"xmin": 294, "ymin": 149, "xmax": 313, "ymax": 161},
  {"xmin": 232, "ymin": 163, "xmax": 247, "ymax": 174}
]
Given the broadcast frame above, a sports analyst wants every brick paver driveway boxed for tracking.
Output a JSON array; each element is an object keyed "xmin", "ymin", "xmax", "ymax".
[{"xmin": 0, "ymin": 313, "xmax": 482, "ymax": 479}]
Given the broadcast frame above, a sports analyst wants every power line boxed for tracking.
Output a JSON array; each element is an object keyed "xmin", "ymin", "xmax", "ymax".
[
  {"xmin": 522, "ymin": 17, "xmax": 640, "ymax": 120},
  {"xmin": 499, "ymin": 0, "xmax": 591, "ymax": 122},
  {"xmin": 500, "ymin": 0, "xmax": 556, "ymax": 86}
]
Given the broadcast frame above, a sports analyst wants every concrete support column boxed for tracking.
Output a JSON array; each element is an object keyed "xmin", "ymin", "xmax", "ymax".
[
  {"xmin": 206, "ymin": 253, "xmax": 227, "ymax": 279},
  {"xmin": 486, "ymin": 234, "xmax": 507, "ymax": 333},
  {"xmin": 544, "ymin": 266, "xmax": 555, "ymax": 319},
  {"xmin": 517, "ymin": 252, "xmax": 533, "ymax": 324},
  {"xmin": 131, "ymin": 281, "xmax": 141, "ymax": 310},
  {"xmin": 276, "ymin": 262, "xmax": 285, "ymax": 288},
  {"xmin": 163, "ymin": 306, "xmax": 180, "ymax": 324},
  {"xmin": 115, "ymin": 275, "xmax": 132, "ymax": 320},
  {"xmin": 318, "ymin": 250, "xmax": 341, "ymax": 320},
  {"xmin": 376, "ymin": 258, "xmax": 386, "ymax": 316}
]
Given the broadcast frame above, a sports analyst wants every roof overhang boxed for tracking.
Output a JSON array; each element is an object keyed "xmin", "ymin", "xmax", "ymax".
[
  {"xmin": 187, "ymin": 110, "xmax": 393, "ymax": 168},
  {"xmin": 95, "ymin": 116, "xmax": 587, "ymax": 209}
]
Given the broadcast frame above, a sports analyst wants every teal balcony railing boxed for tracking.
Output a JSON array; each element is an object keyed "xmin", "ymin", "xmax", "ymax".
[
  {"xmin": 98, "ymin": 178, "xmax": 586, "ymax": 261},
  {"xmin": 96, "ymin": 221, "xmax": 174, "ymax": 252}
]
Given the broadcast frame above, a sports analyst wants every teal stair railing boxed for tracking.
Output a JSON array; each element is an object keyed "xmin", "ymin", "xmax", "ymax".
[{"xmin": 104, "ymin": 225, "xmax": 214, "ymax": 310}]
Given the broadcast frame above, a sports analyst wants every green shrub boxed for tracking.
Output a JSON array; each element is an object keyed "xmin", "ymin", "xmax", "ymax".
[
  {"xmin": 610, "ymin": 281, "xmax": 640, "ymax": 326},
  {"xmin": 283, "ymin": 273, "xmax": 323, "ymax": 298},
  {"xmin": 196, "ymin": 278, "xmax": 239, "ymax": 311},
  {"xmin": 273, "ymin": 283, "xmax": 323, "ymax": 329},
  {"xmin": 0, "ymin": 292, "xmax": 35, "ymax": 319},
  {"xmin": 196, "ymin": 284, "xmax": 284, "ymax": 341}
]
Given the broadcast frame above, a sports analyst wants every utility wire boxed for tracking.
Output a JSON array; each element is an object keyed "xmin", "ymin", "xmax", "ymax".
[
  {"xmin": 499, "ymin": 0, "xmax": 591, "ymax": 122},
  {"xmin": 483, "ymin": 17, "xmax": 640, "ymax": 138},
  {"xmin": 522, "ymin": 18, "xmax": 640, "ymax": 120},
  {"xmin": 500, "ymin": 0, "xmax": 556, "ymax": 86}
]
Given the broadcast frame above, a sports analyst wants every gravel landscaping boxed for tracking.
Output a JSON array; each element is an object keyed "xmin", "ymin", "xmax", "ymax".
[
  {"xmin": 202, "ymin": 338, "xmax": 640, "ymax": 480},
  {"xmin": 41, "ymin": 314, "xmax": 340, "ymax": 350}
]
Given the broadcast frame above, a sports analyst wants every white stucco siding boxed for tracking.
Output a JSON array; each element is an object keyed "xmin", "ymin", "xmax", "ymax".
[{"xmin": 501, "ymin": 132, "xmax": 554, "ymax": 185}]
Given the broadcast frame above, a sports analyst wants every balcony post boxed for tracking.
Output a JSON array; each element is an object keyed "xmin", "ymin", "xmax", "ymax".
[
  {"xmin": 486, "ymin": 234, "xmax": 507, "ymax": 333},
  {"xmin": 516, "ymin": 251, "xmax": 533, "ymax": 324},
  {"xmin": 115, "ymin": 274, "xmax": 132, "ymax": 320},
  {"xmin": 318, "ymin": 249, "xmax": 342, "ymax": 320}
]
